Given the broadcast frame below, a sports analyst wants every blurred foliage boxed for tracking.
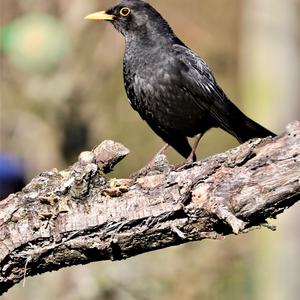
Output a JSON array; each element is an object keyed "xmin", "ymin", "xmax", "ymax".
[
  {"xmin": 1, "ymin": 13, "xmax": 69, "ymax": 73},
  {"xmin": 1, "ymin": 0, "xmax": 299, "ymax": 299}
]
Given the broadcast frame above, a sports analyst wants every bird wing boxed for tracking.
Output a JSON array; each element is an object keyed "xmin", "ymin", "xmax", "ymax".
[{"xmin": 172, "ymin": 44, "xmax": 247, "ymax": 136}]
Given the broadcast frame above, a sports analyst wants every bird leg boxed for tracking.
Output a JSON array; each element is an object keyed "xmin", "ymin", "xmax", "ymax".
[
  {"xmin": 174, "ymin": 134, "xmax": 203, "ymax": 171},
  {"xmin": 132, "ymin": 144, "xmax": 170, "ymax": 178},
  {"xmin": 155, "ymin": 143, "xmax": 169, "ymax": 157},
  {"xmin": 186, "ymin": 133, "xmax": 203, "ymax": 163},
  {"xmin": 148, "ymin": 143, "xmax": 169, "ymax": 166},
  {"xmin": 143, "ymin": 143, "xmax": 170, "ymax": 169}
]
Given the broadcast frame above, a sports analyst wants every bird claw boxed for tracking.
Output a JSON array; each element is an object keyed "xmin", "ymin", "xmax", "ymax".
[{"xmin": 174, "ymin": 162, "xmax": 194, "ymax": 172}]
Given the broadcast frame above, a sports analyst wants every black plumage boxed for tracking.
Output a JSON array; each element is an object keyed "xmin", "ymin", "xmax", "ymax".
[{"xmin": 86, "ymin": 0, "xmax": 275, "ymax": 161}]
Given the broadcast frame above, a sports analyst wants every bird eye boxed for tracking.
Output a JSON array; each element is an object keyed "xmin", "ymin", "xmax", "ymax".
[{"xmin": 120, "ymin": 7, "xmax": 131, "ymax": 17}]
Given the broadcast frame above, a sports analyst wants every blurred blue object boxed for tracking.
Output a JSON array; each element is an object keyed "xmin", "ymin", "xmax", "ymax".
[{"xmin": 0, "ymin": 154, "xmax": 26, "ymax": 200}]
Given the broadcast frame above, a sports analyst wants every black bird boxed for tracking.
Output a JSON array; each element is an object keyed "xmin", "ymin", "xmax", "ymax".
[{"xmin": 85, "ymin": 0, "xmax": 275, "ymax": 162}]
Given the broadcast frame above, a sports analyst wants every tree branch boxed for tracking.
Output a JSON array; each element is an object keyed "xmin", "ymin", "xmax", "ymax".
[{"xmin": 1, "ymin": 122, "xmax": 299, "ymax": 295}]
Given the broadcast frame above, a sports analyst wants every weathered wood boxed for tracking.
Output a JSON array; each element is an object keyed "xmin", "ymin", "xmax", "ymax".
[{"xmin": 0, "ymin": 122, "xmax": 299, "ymax": 295}]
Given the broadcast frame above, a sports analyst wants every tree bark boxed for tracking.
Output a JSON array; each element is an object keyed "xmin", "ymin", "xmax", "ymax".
[{"xmin": 1, "ymin": 121, "xmax": 299, "ymax": 295}]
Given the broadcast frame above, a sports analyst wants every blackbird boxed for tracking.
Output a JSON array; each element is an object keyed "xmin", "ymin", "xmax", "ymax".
[{"xmin": 85, "ymin": 0, "xmax": 275, "ymax": 162}]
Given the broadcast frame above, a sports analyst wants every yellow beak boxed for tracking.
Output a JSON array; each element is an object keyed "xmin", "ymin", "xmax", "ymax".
[{"xmin": 85, "ymin": 11, "xmax": 115, "ymax": 21}]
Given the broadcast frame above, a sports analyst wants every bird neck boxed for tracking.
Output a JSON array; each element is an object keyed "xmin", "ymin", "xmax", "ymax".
[
  {"xmin": 122, "ymin": 22, "xmax": 185, "ymax": 75},
  {"xmin": 124, "ymin": 15, "xmax": 181, "ymax": 48},
  {"xmin": 123, "ymin": 33, "xmax": 171, "ymax": 71}
]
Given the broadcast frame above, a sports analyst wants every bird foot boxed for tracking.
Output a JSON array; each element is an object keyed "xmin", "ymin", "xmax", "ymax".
[
  {"xmin": 173, "ymin": 153, "xmax": 197, "ymax": 171},
  {"xmin": 173, "ymin": 161, "xmax": 195, "ymax": 172}
]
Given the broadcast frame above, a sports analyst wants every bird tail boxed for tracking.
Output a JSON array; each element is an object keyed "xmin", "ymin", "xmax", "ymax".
[{"xmin": 232, "ymin": 116, "xmax": 276, "ymax": 143}]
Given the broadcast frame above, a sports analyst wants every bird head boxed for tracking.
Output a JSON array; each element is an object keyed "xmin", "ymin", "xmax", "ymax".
[{"xmin": 85, "ymin": 0, "xmax": 175, "ymax": 41}]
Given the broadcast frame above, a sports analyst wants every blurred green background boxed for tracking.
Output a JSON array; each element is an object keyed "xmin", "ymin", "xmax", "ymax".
[{"xmin": 1, "ymin": 0, "xmax": 300, "ymax": 299}]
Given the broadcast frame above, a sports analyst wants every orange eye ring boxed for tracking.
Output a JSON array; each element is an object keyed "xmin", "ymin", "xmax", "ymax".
[{"xmin": 120, "ymin": 7, "xmax": 131, "ymax": 17}]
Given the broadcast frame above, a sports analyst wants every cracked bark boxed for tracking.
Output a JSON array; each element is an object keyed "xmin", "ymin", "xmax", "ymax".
[{"xmin": 0, "ymin": 121, "xmax": 300, "ymax": 295}]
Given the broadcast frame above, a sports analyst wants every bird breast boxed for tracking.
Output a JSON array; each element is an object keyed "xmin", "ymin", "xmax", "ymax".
[{"xmin": 123, "ymin": 45, "xmax": 216, "ymax": 136}]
